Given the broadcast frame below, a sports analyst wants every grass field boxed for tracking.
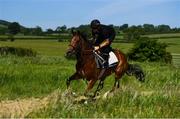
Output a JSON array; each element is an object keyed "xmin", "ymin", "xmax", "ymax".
[
  {"xmin": 0, "ymin": 39, "xmax": 179, "ymax": 117},
  {"xmin": 158, "ymin": 38, "xmax": 180, "ymax": 54},
  {"xmin": 143, "ymin": 33, "xmax": 180, "ymax": 39}
]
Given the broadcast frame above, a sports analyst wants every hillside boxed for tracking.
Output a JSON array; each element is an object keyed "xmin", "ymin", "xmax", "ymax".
[
  {"xmin": 0, "ymin": 19, "xmax": 25, "ymax": 28},
  {"xmin": 0, "ymin": 20, "xmax": 11, "ymax": 28}
]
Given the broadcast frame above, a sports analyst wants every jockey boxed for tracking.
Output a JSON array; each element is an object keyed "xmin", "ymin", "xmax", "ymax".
[{"xmin": 90, "ymin": 19, "xmax": 116, "ymax": 69}]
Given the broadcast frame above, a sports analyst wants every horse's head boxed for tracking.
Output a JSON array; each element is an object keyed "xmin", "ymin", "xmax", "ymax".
[{"xmin": 66, "ymin": 30, "xmax": 82, "ymax": 57}]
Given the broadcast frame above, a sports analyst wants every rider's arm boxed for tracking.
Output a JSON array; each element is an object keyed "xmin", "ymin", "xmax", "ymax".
[
  {"xmin": 99, "ymin": 27, "xmax": 115, "ymax": 49},
  {"xmin": 99, "ymin": 39, "xmax": 110, "ymax": 48}
]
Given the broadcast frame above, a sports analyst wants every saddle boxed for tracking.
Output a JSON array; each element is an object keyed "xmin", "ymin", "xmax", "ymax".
[{"xmin": 94, "ymin": 51, "xmax": 118, "ymax": 68}]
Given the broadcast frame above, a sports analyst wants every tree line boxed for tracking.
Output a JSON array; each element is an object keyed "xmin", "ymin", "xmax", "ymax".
[{"xmin": 1, "ymin": 20, "xmax": 180, "ymax": 41}]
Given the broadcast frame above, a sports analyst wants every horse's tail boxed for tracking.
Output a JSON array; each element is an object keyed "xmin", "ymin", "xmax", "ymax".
[{"xmin": 126, "ymin": 63, "xmax": 145, "ymax": 82}]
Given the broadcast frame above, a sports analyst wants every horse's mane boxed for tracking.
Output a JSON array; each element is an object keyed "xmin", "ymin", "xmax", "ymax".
[{"xmin": 79, "ymin": 32, "xmax": 93, "ymax": 48}]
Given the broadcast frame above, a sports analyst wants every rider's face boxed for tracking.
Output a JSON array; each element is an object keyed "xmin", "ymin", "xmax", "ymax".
[
  {"xmin": 92, "ymin": 26, "xmax": 100, "ymax": 34},
  {"xmin": 92, "ymin": 26, "xmax": 100, "ymax": 33}
]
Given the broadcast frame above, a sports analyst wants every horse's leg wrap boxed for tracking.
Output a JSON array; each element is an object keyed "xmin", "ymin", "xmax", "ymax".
[{"xmin": 94, "ymin": 80, "xmax": 104, "ymax": 97}]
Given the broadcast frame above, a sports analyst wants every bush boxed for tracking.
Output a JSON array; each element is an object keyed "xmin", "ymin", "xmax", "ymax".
[
  {"xmin": 0, "ymin": 46, "xmax": 37, "ymax": 57},
  {"xmin": 127, "ymin": 37, "xmax": 172, "ymax": 63}
]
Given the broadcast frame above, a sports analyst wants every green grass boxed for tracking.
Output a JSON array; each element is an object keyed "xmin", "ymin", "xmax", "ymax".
[
  {"xmin": 0, "ymin": 55, "xmax": 179, "ymax": 117},
  {"xmin": 28, "ymin": 61, "xmax": 179, "ymax": 118},
  {"xmin": 0, "ymin": 39, "xmax": 179, "ymax": 117},
  {"xmin": 0, "ymin": 56, "xmax": 74, "ymax": 100}
]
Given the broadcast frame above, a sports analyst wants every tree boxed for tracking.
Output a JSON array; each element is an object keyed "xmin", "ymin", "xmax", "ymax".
[
  {"xmin": 0, "ymin": 27, "xmax": 8, "ymax": 35},
  {"xmin": 61, "ymin": 25, "xmax": 67, "ymax": 33},
  {"xmin": 143, "ymin": 24, "xmax": 155, "ymax": 34},
  {"xmin": 120, "ymin": 24, "xmax": 128, "ymax": 31},
  {"xmin": 21, "ymin": 28, "xmax": 31, "ymax": 35},
  {"xmin": 123, "ymin": 26, "xmax": 141, "ymax": 41},
  {"xmin": 56, "ymin": 25, "xmax": 67, "ymax": 33},
  {"xmin": 33, "ymin": 26, "xmax": 43, "ymax": 36},
  {"xmin": 46, "ymin": 28, "xmax": 54, "ymax": 34},
  {"xmin": 127, "ymin": 37, "xmax": 172, "ymax": 63},
  {"xmin": 8, "ymin": 22, "xmax": 21, "ymax": 41},
  {"xmin": 156, "ymin": 25, "xmax": 171, "ymax": 33},
  {"xmin": 8, "ymin": 22, "xmax": 20, "ymax": 35},
  {"xmin": 77, "ymin": 25, "xmax": 91, "ymax": 38}
]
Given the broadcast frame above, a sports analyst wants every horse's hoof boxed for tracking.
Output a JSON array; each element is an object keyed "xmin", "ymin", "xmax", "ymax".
[
  {"xmin": 84, "ymin": 100, "xmax": 88, "ymax": 104},
  {"xmin": 74, "ymin": 96, "xmax": 88, "ymax": 103},
  {"xmin": 72, "ymin": 92, "xmax": 78, "ymax": 97},
  {"xmin": 93, "ymin": 91, "xmax": 100, "ymax": 98},
  {"xmin": 103, "ymin": 91, "xmax": 115, "ymax": 99},
  {"xmin": 102, "ymin": 91, "xmax": 110, "ymax": 99}
]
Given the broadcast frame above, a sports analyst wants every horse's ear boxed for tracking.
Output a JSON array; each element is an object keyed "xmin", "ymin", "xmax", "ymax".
[
  {"xmin": 71, "ymin": 28, "xmax": 76, "ymax": 36},
  {"xmin": 77, "ymin": 30, "xmax": 81, "ymax": 35}
]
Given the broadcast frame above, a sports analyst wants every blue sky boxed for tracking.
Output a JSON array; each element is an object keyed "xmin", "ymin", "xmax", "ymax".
[{"xmin": 0, "ymin": 0, "xmax": 180, "ymax": 30}]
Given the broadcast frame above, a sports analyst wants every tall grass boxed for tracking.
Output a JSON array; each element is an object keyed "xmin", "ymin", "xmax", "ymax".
[
  {"xmin": 0, "ymin": 55, "xmax": 178, "ymax": 117},
  {"xmin": 40, "ymin": 94, "xmax": 178, "ymax": 118},
  {"xmin": 0, "ymin": 56, "xmax": 75, "ymax": 100},
  {"xmin": 0, "ymin": 40, "xmax": 179, "ymax": 117}
]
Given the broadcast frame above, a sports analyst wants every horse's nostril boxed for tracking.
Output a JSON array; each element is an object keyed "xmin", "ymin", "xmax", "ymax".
[
  {"xmin": 66, "ymin": 50, "xmax": 72, "ymax": 57},
  {"xmin": 66, "ymin": 52, "xmax": 70, "ymax": 56}
]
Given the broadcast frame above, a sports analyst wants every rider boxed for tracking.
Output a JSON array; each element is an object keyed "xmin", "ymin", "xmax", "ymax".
[{"xmin": 90, "ymin": 19, "xmax": 116, "ymax": 69}]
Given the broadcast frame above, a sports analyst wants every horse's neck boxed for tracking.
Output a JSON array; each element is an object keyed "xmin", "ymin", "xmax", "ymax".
[
  {"xmin": 81, "ymin": 39, "xmax": 92, "ymax": 52},
  {"xmin": 77, "ymin": 38, "xmax": 93, "ymax": 61}
]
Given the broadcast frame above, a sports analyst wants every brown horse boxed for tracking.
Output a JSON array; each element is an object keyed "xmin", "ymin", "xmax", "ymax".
[{"xmin": 66, "ymin": 30, "xmax": 144, "ymax": 96}]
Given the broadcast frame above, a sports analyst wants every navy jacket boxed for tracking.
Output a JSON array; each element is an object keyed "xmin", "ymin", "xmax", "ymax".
[{"xmin": 92, "ymin": 24, "xmax": 115, "ymax": 53}]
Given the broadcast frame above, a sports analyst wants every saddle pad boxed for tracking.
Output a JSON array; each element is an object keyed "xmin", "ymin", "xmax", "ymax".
[{"xmin": 108, "ymin": 51, "xmax": 118, "ymax": 66}]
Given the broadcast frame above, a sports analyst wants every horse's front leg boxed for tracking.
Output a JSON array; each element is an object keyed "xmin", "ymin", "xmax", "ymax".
[
  {"xmin": 84, "ymin": 78, "xmax": 97, "ymax": 97},
  {"xmin": 94, "ymin": 79, "xmax": 105, "ymax": 97},
  {"xmin": 66, "ymin": 72, "xmax": 82, "ymax": 89}
]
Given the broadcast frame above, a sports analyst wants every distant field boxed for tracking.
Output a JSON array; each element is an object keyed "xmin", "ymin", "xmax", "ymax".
[
  {"xmin": 0, "ymin": 38, "xmax": 180, "ymax": 68},
  {"xmin": 0, "ymin": 38, "xmax": 180, "ymax": 67},
  {"xmin": 1, "ymin": 38, "xmax": 179, "ymax": 54},
  {"xmin": 0, "ymin": 35, "xmax": 71, "ymax": 41},
  {"xmin": 143, "ymin": 33, "xmax": 180, "ymax": 39},
  {"xmin": 157, "ymin": 38, "xmax": 180, "ymax": 54},
  {"xmin": 0, "ymin": 40, "xmax": 133, "ymax": 56}
]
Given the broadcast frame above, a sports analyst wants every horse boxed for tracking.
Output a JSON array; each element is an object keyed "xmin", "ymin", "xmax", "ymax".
[{"xmin": 66, "ymin": 30, "xmax": 145, "ymax": 97}]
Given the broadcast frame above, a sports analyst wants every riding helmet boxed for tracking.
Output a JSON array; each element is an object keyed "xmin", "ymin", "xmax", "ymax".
[{"xmin": 90, "ymin": 19, "xmax": 101, "ymax": 28}]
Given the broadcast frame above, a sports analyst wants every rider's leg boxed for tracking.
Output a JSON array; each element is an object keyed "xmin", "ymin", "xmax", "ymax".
[{"xmin": 98, "ymin": 52, "xmax": 109, "ymax": 80}]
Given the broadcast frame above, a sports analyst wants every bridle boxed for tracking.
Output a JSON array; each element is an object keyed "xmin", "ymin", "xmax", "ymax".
[
  {"xmin": 68, "ymin": 44, "xmax": 76, "ymax": 50},
  {"xmin": 68, "ymin": 34, "xmax": 94, "ymax": 55}
]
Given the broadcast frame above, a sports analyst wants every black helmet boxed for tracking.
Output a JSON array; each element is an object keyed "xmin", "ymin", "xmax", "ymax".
[{"xmin": 90, "ymin": 19, "xmax": 100, "ymax": 28}]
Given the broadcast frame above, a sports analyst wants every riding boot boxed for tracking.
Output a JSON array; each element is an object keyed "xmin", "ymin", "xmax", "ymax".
[
  {"xmin": 98, "ymin": 52, "xmax": 109, "ymax": 79},
  {"xmin": 98, "ymin": 68, "xmax": 106, "ymax": 80}
]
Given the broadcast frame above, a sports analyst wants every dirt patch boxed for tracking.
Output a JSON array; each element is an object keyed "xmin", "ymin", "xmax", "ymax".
[{"xmin": 0, "ymin": 89, "xmax": 61, "ymax": 118}]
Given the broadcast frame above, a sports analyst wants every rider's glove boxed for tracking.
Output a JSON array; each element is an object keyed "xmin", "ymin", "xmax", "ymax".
[{"xmin": 94, "ymin": 46, "xmax": 100, "ymax": 51}]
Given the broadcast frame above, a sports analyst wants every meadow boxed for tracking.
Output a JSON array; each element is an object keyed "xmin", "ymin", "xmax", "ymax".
[{"xmin": 0, "ymin": 38, "xmax": 179, "ymax": 117}]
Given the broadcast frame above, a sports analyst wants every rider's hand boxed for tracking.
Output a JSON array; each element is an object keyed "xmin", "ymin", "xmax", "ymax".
[{"xmin": 94, "ymin": 46, "xmax": 100, "ymax": 51}]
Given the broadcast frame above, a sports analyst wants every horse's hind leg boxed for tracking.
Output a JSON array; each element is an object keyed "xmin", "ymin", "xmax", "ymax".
[
  {"xmin": 110, "ymin": 72, "xmax": 123, "ymax": 92},
  {"xmin": 66, "ymin": 72, "xmax": 82, "ymax": 88}
]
